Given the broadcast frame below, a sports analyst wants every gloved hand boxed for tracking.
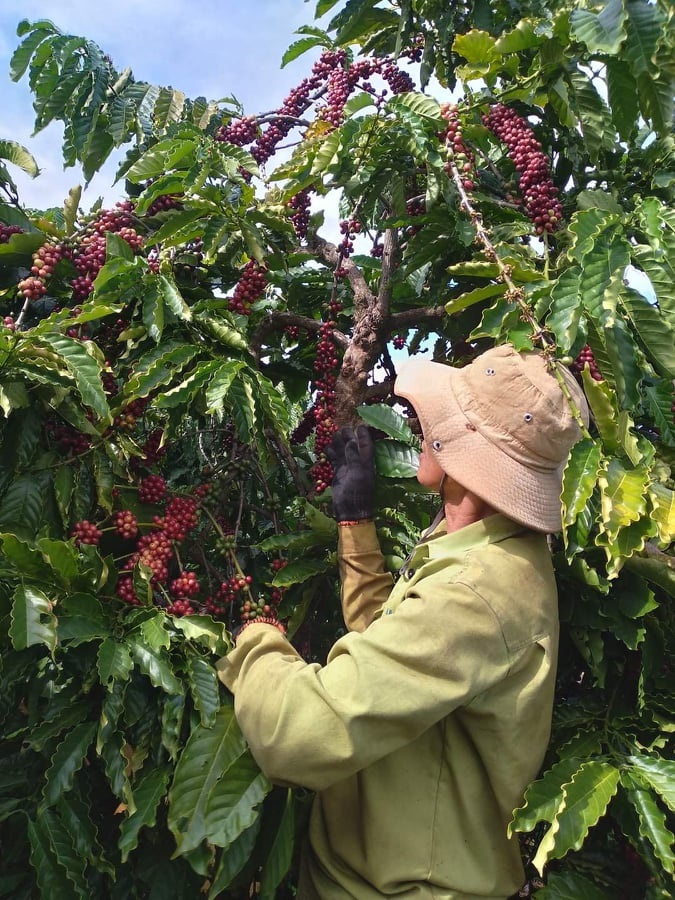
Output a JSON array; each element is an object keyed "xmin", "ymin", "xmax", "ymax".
[{"xmin": 326, "ymin": 425, "xmax": 375, "ymax": 522}]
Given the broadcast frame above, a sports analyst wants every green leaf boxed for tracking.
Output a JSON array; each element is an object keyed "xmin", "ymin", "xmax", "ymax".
[
  {"xmin": 37, "ymin": 333, "xmax": 109, "ymax": 422},
  {"xmin": 303, "ymin": 500, "xmax": 337, "ymax": 538},
  {"xmin": 27, "ymin": 816, "xmax": 78, "ymax": 900},
  {"xmin": 445, "ymin": 282, "xmax": 507, "ymax": 316},
  {"xmin": 281, "ymin": 36, "xmax": 328, "ymax": 68},
  {"xmin": 188, "ymin": 655, "xmax": 221, "ymax": 727},
  {"xmin": 58, "ymin": 593, "xmax": 111, "ymax": 644},
  {"xmin": 128, "ymin": 637, "xmax": 182, "ymax": 694},
  {"xmin": 596, "ymin": 457, "xmax": 650, "ymax": 561},
  {"xmin": 453, "ymin": 29, "xmax": 498, "ymax": 68},
  {"xmin": 533, "ymin": 760, "xmax": 620, "ymax": 874},
  {"xmin": 570, "ymin": 0, "xmax": 626, "ymax": 54},
  {"xmin": 271, "ymin": 558, "xmax": 331, "ymax": 587},
  {"xmin": 37, "ymin": 538, "xmax": 80, "ymax": 584},
  {"xmin": 561, "ymin": 438, "xmax": 602, "ymax": 537},
  {"xmin": 142, "ymin": 281, "xmax": 164, "ymax": 343},
  {"xmin": 198, "ymin": 315, "xmax": 248, "ymax": 352},
  {"xmin": 56, "ymin": 792, "xmax": 107, "ymax": 872},
  {"xmin": 648, "ymin": 483, "xmax": 675, "ymax": 546},
  {"xmin": 27, "ymin": 701, "xmax": 91, "ymax": 752},
  {"xmin": 140, "ymin": 613, "xmax": 171, "ymax": 651},
  {"xmin": 161, "ymin": 692, "xmax": 186, "ymax": 762},
  {"xmin": 168, "ymin": 703, "xmax": 270, "ymax": 854},
  {"xmin": 606, "ymin": 59, "xmax": 639, "ymax": 142},
  {"xmin": 386, "ymin": 91, "xmax": 443, "ymax": 124},
  {"xmin": 228, "ymin": 375, "xmax": 257, "ymax": 441},
  {"xmin": 171, "ymin": 614, "xmax": 231, "ymax": 656},
  {"xmin": 0, "ymin": 474, "xmax": 46, "ymax": 538},
  {"xmin": 620, "ymin": 286, "xmax": 675, "ymax": 378},
  {"xmin": 118, "ymin": 344, "xmax": 201, "ymax": 402},
  {"xmin": 154, "ymin": 360, "xmax": 225, "ymax": 411},
  {"xmin": 580, "ymin": 370, "xmax": 620, "ymax": 455},
  {"xmin": 153, "ymin": 87, "xmax": 186, "ymax": 132},
  {"xmin": 118, "ymin": 765, "xmax": 171, "ymax": 863},
  {"xmin": 624, "ymin": 0, "xmax": 665, "ymax": 78},
  {"xmin": 97, "ymin": 638, "xmax": 134, "ymax": 687},
  {"xmin": 204, "ymin": 360, "xmax": 246, "ymax": 417},
  {"xmin": 106, "ymin": 231, "xmax": 133, "ymax": 262},
  {"xmin": 627, "ymin": 754, "xmax": 675, "ymax": 812},
  {"xmin": 375, "ymin": 440, "xmax": 420, "ymax": 478},
  {"xmin": 42, "ymin": 721, "xmax": 97, "ymax": 807},
  {"xmin": 259, "ymin": 789, "xmax": 295, "ymax": 899},
  {"xmin": 623, "ymin": 783, "xmax": 675, "ymax": 874},
  {"xmin": 0, "ymin": 139, "xmax": 39, "ymax": 178},
  {"xmin": 534, "ymin": 870, "xmax": 609, "ymax": 899},
  {"xmin": 10, "ymin": 25, "xmax": 55, "ymax": 81},
  {"xmin": 208, "ymin": 823, "xmax": 260, "ymax": 898},
  {"xmin": 509, "ymin": 758, "xmax": 581, "ymax": 837},
  {"xmin": 356, "ymin": 403, "xmax": 414, "ymax": 443},
  {"xmin": 0, "ymin": 532, "xmax": 51, "ymax": 579},
  {"xmin": 202, "ymin": 749, "xmax": 271, "ymax": 850},
  {"xmin": 158, "ymin": 272, "xmax": 192, "ymax": 321},
  {"xmin": 34, "ymin": 808, "xmax": 89, "ymax": 896},
  {"xmin": 9, "ymin": 582, "xmax": 57, "ymax": 651}
]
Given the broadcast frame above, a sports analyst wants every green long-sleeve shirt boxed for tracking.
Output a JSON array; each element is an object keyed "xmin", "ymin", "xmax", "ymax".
[{"xmin": 217, "ymin": 514, "xmax": 559, "ymax": 899}]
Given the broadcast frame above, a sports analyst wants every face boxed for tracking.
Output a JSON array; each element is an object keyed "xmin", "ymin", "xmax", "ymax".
[{"xmin": 416, "ymin": 438, "xmax": 446, "ymax": 490}]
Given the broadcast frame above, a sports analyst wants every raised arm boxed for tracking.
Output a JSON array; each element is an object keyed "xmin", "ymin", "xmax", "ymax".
[{"xmin": 328, "ymin": 425, "xmax": 393, "ymax": 631}]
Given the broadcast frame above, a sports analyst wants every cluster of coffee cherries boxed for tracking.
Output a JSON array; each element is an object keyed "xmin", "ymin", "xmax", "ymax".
[
  {"xmin": 48, "ymin": 421, "xmax": 91, "ymax": 456},
  {"xmin": 215, "ymin": 114, "xmax": 259, "ymax": 147},
  {"xmin": 483, "ymin": 104, "xmax": 563, "ymax": 234},
  {"xmin": 288, "ymin": 190, "xmax": 312, "ymax": 239},
  {"xmin": 215, "ymin": 48, "xmax": 415, "ymax": 169},
  {"xmin": 0, "ymin": 223, "xmax": 23, "ymax": 243},
  {"xmin": 229, "ymin": 260, "xmax": 268, "ymax": 315},
  {"xmin": 440, "ymin": 103, "xmax": 476, "ymax": 191},
  {"xmin": 392, "ymin": 334, "xmax": 406, "ymax": 350},
  {"xmin": 337, "ymin": 218, "xmax": 362, "ymax": 259},
  {"xmin": 114, "ymin": 397, "xmax": 149, "ymax": 433},
  {"xmin": 69, "ymin": 202, "xmax": 142, "ymax": 300},
  {"xmin": 310, "ymin": 298, "xmax": 343, "ymax": 493},
  {"xmin": 571, "ymin": 345, "xmax": 603, "ymax": 381},
  {"xmin": 146, "ymin": 194, "xmax": 183, "ymax": 216},
  {"xmin": 18, "ymin": 237, "xmax": 63, "ymax": 303}
]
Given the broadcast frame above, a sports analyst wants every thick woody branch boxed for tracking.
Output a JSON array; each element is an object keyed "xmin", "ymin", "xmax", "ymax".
[
  {"xmin": 389, "ymin": 306, "xmax": 445, "ymax": 327},
  {"xmin": 250, "ymin": 310, "xmax": 348, "ymax": 361}
]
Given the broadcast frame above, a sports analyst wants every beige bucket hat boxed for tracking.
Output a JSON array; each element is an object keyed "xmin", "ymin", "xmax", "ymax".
[{"xmin": 394, "ymin": 344, "xmax": 589, "ymax": 533}]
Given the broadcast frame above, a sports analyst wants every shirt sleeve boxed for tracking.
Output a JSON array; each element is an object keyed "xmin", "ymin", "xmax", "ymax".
[
  {"xmin": 337, "ymin": 521, "xmax": 394, "ymax": 632},
  {"xmin": 216, "ymin": 578, "xmax": 511, "ymax": 792}
]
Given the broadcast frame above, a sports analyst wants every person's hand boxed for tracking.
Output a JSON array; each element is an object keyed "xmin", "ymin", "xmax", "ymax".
[{"xmin": 326, "ymin": 425, "xmax": 375, "ymax": 522}]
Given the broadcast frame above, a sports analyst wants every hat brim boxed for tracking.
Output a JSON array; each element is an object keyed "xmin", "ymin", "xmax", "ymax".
[{"xmin": 395, "ymin": 359, "xmax": 565, "ymax": 533}]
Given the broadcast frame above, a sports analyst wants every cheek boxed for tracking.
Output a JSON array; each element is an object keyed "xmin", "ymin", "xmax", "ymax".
[{"xmin": 417, "ymin": 451, "xmax": 445, "ymax": 487}]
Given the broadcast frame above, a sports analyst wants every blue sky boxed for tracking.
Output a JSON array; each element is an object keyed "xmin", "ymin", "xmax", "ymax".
[{"xmin": 0, "ymin": 0, "xmax": 325, "ymax": 209}]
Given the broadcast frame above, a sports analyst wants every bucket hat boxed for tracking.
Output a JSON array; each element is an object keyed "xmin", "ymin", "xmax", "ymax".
[{"xmin": 394, "ymin": 345, "xmax": 589, "ymax": 533}]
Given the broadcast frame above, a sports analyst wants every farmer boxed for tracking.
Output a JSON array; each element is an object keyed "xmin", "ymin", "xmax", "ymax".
[{"xmin": 217, "ymin": 344, "xmax": 589, "ymax": 899}]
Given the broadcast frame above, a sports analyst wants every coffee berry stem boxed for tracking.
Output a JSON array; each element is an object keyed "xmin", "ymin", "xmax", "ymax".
[{"xmin": 445, "ymin": 153, "xmax": 550, "ymax": 348}]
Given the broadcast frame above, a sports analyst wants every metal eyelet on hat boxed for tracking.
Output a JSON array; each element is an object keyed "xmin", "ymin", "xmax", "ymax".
[
  {"xmin": 523, "ymin": 413, "xmax": 533, "ymax": 422},
  {"xmin": 432, "ymin": 440, "xmax": 442, "ymax": 451},
  {"xmin": 485, "ymin": 367, "xmax": 495, "ymax": 375}
]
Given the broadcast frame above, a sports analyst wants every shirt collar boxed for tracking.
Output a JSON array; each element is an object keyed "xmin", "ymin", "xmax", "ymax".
[{"xmin": 422, "ymin": 513, "xmax": 528, "ymax": 559}]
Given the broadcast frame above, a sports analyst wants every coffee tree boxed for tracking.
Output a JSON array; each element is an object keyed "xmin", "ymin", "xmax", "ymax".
[{"xmin": 0, "ymin": 1, "xmax": 673, "ymax": 897}]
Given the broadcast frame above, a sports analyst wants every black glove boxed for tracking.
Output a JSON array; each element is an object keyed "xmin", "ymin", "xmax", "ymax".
[{"xmin": 326, "ymin": 425, "xmax": 375, "ymax": 522}]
